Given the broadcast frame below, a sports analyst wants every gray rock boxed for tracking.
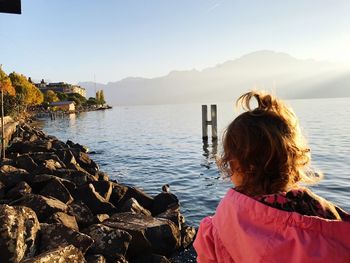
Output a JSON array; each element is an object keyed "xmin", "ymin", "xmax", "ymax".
[
  {"xmin": 91, "ymin": 180, "xmax": 113, "ymax": 201},
  {"xmin": 85, "ymin": 254, "xmax": 107, "ymax": 263},
  {"xmin": 0, "ymin": 165, "xmax": 29, "ymax": 188},
  {"xmin": 0, "ymin": 204, "xmax": 40, "ymax": 262},
  {"xmin": 21, "ymin": 244, "xmax": 86, "ymax": 263},
  {"xmin": 109, "ymin": 182, "xmax": 128, "ymax": 207},
  {"xmin": 28, "ymin": 174, "xmax": 76, "ymax": 194},
  {"xmin": 104, "ymin": 212, "xmax": 181, "ymax": 256},
  {"xmin": 40, "ymin": 177, "xmax": 73, "ymax": 204},
  {"xmin": 118, "ymin": 186, "xmax": 154, "ymax": 211},
  {"xmin": 121, "ymin": 198, "xmax": 152, "ymax": 216},
  {"xmin": 6, "ymin": 181, "xmax": 32, "ymax": 200},
  {"xmin": 32, "ymin": 159, "xmax": 64, "ymax": 175},
  {"xmin": 68, "ymin": 200, "xmax": 95, "ymax": 228},
  {"xmin": 156, "ymin": 207, "xmax": 182, "ymax": 229},
  {"xmin": 74, "ymin": 184, "xmax": 116, "ymax": 215},
  {"xmin": 47, "ymin": 212, "xmax": 79, "ymax": 231},
  {"xmin": 130, "ymin": 253, "xmax": 171, "ymax": 263},
  {"xmin": 152, "ymin": 192, "xmax": 179, "ymax": 216},
  {"xmin": 15, "ymin": 154, "xmax": 38, "ymax": 172},
  {"xmin": 180, "ymin": 225, "xmax": 196, "ymax": 249},
  {"xmin": 55, "ymin": 149, "xmax": 77, "ymax": 166},
  {"xmin": 82, "ymin": 224, "xmax": 132, "ymax": 261},
  {"xmin": 10, "ymin": 194, "xmax": 68, "ymax": 222},
  {"xmin": 53, "ymin": 168, "xmax": 97, "ymax": 186},
  {"xmin": 39, "ymin": 223, "xmax": 93, "ymax": 254}
]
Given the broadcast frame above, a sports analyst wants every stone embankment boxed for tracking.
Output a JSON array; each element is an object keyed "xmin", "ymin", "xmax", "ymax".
[{"xmin": 0, "ymin": 121, "xmax": 196, "ymax": 263}]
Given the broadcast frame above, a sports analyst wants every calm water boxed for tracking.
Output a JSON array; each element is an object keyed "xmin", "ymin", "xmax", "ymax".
[{"xmin": 40, "ymin": 98, "xmax": 350, "ymax": 226}]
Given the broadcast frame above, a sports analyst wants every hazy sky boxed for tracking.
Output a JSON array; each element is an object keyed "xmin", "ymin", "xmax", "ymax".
[{"xmin": 1, "ymin": 0, "xmax": 350, "ymax": 84}]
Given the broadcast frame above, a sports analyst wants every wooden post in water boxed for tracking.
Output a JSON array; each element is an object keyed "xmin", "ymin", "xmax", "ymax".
[{"xmin": 202, "ymin": 104, "xmax": 218, "ymax": 141}]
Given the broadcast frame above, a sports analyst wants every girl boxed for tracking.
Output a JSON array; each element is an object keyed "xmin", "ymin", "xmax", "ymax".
[{"xmin": 194, "ymin": 91, "xmax": 350, "ymax": 262}]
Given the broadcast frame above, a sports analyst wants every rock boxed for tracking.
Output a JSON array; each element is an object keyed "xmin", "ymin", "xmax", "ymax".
[
  {"xmin": 39, "ymin": 223, "xmax": 93, "ymax": 254},
  {"xmin": 47, "ymin": 212, "xmax": 79, "ymax": 231},
  {"xmin": 82, "ymin": 224, "xmax": 132, "ymax": 261},
  {"xmin": 67, "ymin": 140, "xmax": 89, "ymax": 153},
  {"xmin": 156, "ymin": 207, "xmax": 182, "ymax": 229},
  {"xmin": 28, "ymin": 152, "xmax": 64, "ymax": 167},
  {"xmin": 68, "ymin": 200, "xmax": 95, "ymax": 228},
  {"xmin": 95, "ymin": 214, "xmax": 110, "ymax": 223},
  {"xmin": 40, "ymin": 177, "xmax": 74, "ymax": 204},
  {"xmin": 0, "ymin": 204, "xmax": 40, "ymax": 262},
  {"xmin": 15, "ymin": 154, "xmax": 38, "ymax": 172},
  {"xmin": 74, "ymin": 184, "xmax": 116, "ymax": 215},
  {"xmin": 56, "ymin": 149, "xmax": 77, "ymax": 167},
  {"xmin": 109, "ymin": 182, "xmax": 128, "ymax": 207},
  {"xmin": 91, "ymin": 180, "xmax": 113, "ymax": 201},
  {"xmin": 29, "ymin": 174, "xmax": 76, "ymax": 194},
  {"xmin": 180, "ymin": 225, "xmax": 196, "ymax": 249},
  {"xmin": 96, "ymin": 171, "xmax": 109, "ymax": 181},
  {"xmin": 7, "ymin": 140, "xmax": 53, "ymax": 154},
  {"xmin": 70, "ymin": 148, "xmax": 99, "ymax": 173},
  {"xmin": 119, "ymin": 186, "xmax": 154, "ymax": 211},
  {"xmin": 53, "ymin": 168, "xmax": 97, "ymax": 186},
  {"xmin": 10, "ymin": 194, "xmax": 68, "ymax": 222},
  {"xmin": 85, "ymin": 254, "xmax": 107, "ymax": 263},
  {"xmin": 32, "ymin": 159, "xmax": 64, "ymax": 175},
  {"xmin": 0, "ymin": 165, "xmax": 29, "ymax": 188},
  {"xmin": 104, "ymin": 212, "xmax": 181, "ymax": 256},
  {"xmin": 21, "ymin": 244, "xmax": 86, "ymax": 263},
  {"xmin": 0, "ymin": 181, "xmax": 6, "ymax": 199},
  {"xmin": 51, "ymin": 140, "xmax": 69, "ymax": 151},
  {"xmin": 151, "ymin": 192, "xmax": 179, "ymax": 216},
  {"xmin": 6, "ymin": 181, "xmax": 32, "ymax": 200},
  {"xmin": 121, "ymin": 198, "xmax": 152, "ymax": 216},
  {"xmin": 130, "ymin": 253, "xmax": 171, "ymax": 263}
]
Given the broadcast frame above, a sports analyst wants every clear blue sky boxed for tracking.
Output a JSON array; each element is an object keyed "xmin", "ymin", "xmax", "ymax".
[{"xmin": 1, "ymin": 0, "xmax": 350, "ymax": 84}]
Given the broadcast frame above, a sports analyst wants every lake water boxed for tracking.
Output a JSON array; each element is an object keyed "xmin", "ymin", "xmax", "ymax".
[{"xmin": 39, "ymin": 97, "xmax": 350, "ymax": 227}]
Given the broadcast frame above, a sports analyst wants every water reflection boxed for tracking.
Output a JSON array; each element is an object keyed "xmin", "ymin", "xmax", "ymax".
[{"xmin": 202, "ymin": 139, "xmax": 218, "ymax": 169}]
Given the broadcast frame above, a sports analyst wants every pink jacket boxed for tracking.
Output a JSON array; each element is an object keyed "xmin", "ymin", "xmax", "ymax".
[{"xmin": 194, "ymin": 189, "xmax": 350, "ymax": 263}]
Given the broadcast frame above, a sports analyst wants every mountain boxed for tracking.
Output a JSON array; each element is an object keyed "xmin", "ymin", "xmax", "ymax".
[{"xmin": 79, "ymin": 50, "xmax": 350, "ymax": 105}]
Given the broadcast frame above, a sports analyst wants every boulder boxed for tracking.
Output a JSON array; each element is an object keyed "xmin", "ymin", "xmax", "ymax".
[
  {"xmin": 85, "ymin": 254, "xmax": 107, "ymax": 263},
  {"xmin": 68, "ymin": 200, "xmax": 95, "ymax": 228},
  {"xmin": 83, "ymin": 224, "xmax": 132, "ymax": 261},
  {"xmin": 28, "ymin": 152, "xmax": 64, "ymax": 167},
  {"xmin": 6, "ymin": 181, "xmax": 32, "ymax": 200},
  {"xmin": 21, "ymin": 245, "xmax": 86, "ymax": 263},
  {"xmin": 47, "ymin": 212, "xmax": 79, "ymax": 231},
  {"xmin": 15, "ymin": 154, "xmax": 38, "ymax": 172},
  {"xmin": 130, "ymin": 253, "xmax": 171, "ymax": 263},
  {"xmin": 90, "ymin": 180, "xmax": 113, "ymax": 201},
  {"xmin": 96, "ymin": 171, "xmax": 109, "ymax": 181},
  {"xmin": 152, "ymin": 192, "xmax": 179, "ymax": 216},
  {"xmin": 39, "ymin": 223, "xmax": 93, "ymax": 254},
  {"xmin": 0, "ymin": 165, "xmax": 29, "ymax": 188},
  {"xmin": 156, "ymin": 207, "xmax": 182, "ymax": 229},
  {"xmin": 109, "ymin": 182, "xmax": 128, "ymax": 207},
  {"xmin": 120, "ymin": 198, "xmax": 152, "ymax": 216},
  {"xmin": 104, "ymin": 212, "xmax": 181, "ymax": 256},
  {"xmin": 10, "ymin": 194, "xmax": 68, "ymax": 222},
  {"xmin": 118, "ymin": 186, "xmax": 154, "ymax": 211},
  {"xmin": 51, "ymin": 139, "xmax": 69, "ymax": 151},
  {"xmin": 74, "ymin": 183, "xmax": 116, "ymax": 215},
  {"xmin": 0, "ymin": 205, "xmax": 40, "ymax": 262},
  {"xmin": 28, "ymin": 174, "xmax": 76, "ymax": 194},
  {"xmin": 55, "ymin": 149, "xmax": 77, "ymax": 167},
  {"xmin": 7, "ymin": 140, "xmax": 52, "ymax": 154},
  {"xmin": 53, "ymin": 168, "xmax": 97, "ymax": 186},
  {"xmin": 32, "ymin": 159, "xmax": 64, "ymax": 175},
  {"xmin": 67, "ymin": 140, "xmax": 89, "ymax": 153},
  {"xmin": 95, "ymin": 214, "xmax": 110, "ymax": 223},
  {"xmin": 40, "ymin": 177, "xmax": 73, "ymax": 204},
  {"xmin": 0, "ymin": 181, "xmax": 6, "ymax": 199},
  {"xmin": 70, "ymin": 148, "xmax": 99, "ymax": 173},
  {"xmin": 180, "ymin": 225, "xmax": 196, "ymax": 249}
]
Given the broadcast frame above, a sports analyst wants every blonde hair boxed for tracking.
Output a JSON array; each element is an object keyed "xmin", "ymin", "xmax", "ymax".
[{"xmin": 219, "ymin": 90, "xmax": 320, "ymax": 195}]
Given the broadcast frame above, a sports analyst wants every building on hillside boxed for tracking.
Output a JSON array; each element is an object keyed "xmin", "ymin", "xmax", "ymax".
[
  {"xmin": 34, "ymin": 79, "xmax": 86, "ymax": 97},
  {"xmin": 50, "ymin": 101, "xmax": 75, "ymax": 112}
]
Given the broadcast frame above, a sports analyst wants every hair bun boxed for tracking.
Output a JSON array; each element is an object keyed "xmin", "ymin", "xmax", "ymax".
[{"xmin": 237, "ymin": 91, "xmax": 279, "ymax": 112}]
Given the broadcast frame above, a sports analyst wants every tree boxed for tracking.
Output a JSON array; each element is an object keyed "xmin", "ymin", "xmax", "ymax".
[
  {"xmin": 9, "ymin": 72, "xmax": 43, "ymax": 106},
  {"xmin": 95, "ymin": 89, "xmax": 106, "ymax": 105},
  {"xmin": 67, "ymin": 93, "xmax": 86, "ymax": 106},
  {"xmin": 56, "ymin": 91, "xmax": 68, "ymax": 101},
  {"xmin": 44, "ymin": 90, "xmax": 59, "ymax": 103},
  {"xmin": 0, "ymin": 67, "xmax": 16, "ymax": 96}
]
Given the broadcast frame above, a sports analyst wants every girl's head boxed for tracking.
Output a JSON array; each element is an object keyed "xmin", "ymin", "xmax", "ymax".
[{"xmin": 219, "ymin": 90, "xmax": 317, "ymax": 195}]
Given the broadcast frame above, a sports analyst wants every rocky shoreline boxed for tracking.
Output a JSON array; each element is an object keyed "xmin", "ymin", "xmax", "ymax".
[{"xmin": 0, "ymin": 120, "xmax": 196, "ymax": 262}]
